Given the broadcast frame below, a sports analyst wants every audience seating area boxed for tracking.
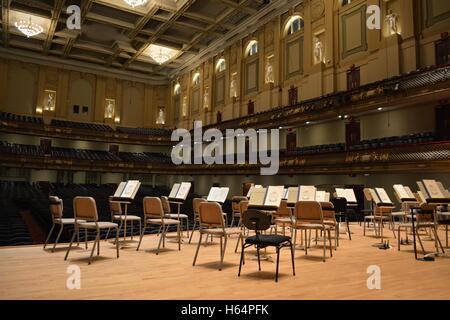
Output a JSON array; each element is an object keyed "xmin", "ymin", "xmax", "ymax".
[
  {"xmin": 116, "ymin": 127, "xmax": 171, "ymax": 137},
  {"xmin": 0, "ymin": 141, "xmax": 171, "ymax": 163},
  {"xmin": 51, "ymin": 119, "xmax": 114, "ymax": 132},
  {"xmin": 0, "ymin": 112, "xmax": 43, "ymax": 125},
  {"xmin": 282, "ymin": 132, "xmax": 436, "ymax": 156}
]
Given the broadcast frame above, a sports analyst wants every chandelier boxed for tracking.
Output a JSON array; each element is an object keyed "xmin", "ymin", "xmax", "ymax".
[
  {"xmin": 15, "ymin": 17, "xmax": 44, "ymax": 38},
  {"xmin": 146, "ymin": 44, "xmax": 178, "ymax": 65},
  {"xmin": 123, "ymin": 0, "xmax": 148, "ymax": 8}
]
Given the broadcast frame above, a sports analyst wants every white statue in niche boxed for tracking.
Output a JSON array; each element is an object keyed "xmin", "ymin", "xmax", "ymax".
[
  {"xmin": 203, "ymin": 89, "xmax": 209, "ymax": 109},
  {"xmin": 313, "ymin": 37, "xmax": 324, "ymax": 64},
  {"xmin": 156, "ymin": 108, "xmax": 165, "ymax": 125},
  {"xmin": 105, "ymin": 101, "xmax": 114, "ymax": 118},
  {"xmin": 182, "ymin": 96, "xmax": 187, "ymax": 117},
  {"xmin": 46, "ymin": 92, "xmax": 55, "ymax": 110},
  {"xmin": 230, "ymin": 79, "xmax": 237, "ymax": 98},
  {"xmin": 265, "ymin": 61, "xmax": 274, "ymax": 84},
  {"xmin": 385, "ymin": 10, "xmax": 399, "ymax": 35}
]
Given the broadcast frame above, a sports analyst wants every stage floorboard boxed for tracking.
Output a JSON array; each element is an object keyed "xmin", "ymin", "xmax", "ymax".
[{"xmin": 1, "ymin": 224, "xmax": 449, "ymax": 300}]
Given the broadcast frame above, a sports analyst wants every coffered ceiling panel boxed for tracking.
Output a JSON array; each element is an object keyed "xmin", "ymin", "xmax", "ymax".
[{"xmin": 1, "ymin": 0, "xmax": 273, "ymax": 81}]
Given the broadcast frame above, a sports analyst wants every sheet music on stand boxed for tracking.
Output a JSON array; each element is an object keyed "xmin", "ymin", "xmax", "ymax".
[
  {"xmin": 246, "ymin": 184, "xmax": 263, "ymax": 198},
  {"xmin": 369, "ymin": 188, "xmax": 394, "ymax": 207},
  {"xmin": 315, "ymin": 191, "xmax": 330, "ymax": 202},
  {"xmin": 393, "ymin": 184, "xmax": 416, "ymax": 202},
  {"xmin": 206, "ymin": 187, "xmax": 229, "ymax": 204},
  {"xmin": 336, "ymin": 188, "xmax": 357, "ymax": 204},
  {"xmin": 417, "ymin": 180, "xmax": 450, "ymax": 204},
  {"xmin": 112, "ymin": 180, "xmax": 141, "ymax": 202},
  {"xmin": 168, "ymin": 182, "xmax": 192, "ymax": 202},
  {"xmin": 299, "ymin": 185, "xmax": 317, "ymax": 201},
  {"xmin": 248, "ymin": 186, "xmax": 284, "ymax": 209}
]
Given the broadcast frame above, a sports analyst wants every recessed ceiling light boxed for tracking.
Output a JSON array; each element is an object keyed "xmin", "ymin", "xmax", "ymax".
[
  {"xmin": 123, "ymin": 0, "xmax": 147, "ymax": 8},
  {"xmin": 378, "ymin": 107, "xmax": 383, "ymax": 111}
]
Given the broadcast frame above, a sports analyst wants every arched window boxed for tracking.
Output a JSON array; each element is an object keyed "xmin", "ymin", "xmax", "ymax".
[
  {"xmin": 216, "ymin": 58, "xmax": 226, "ymax": 73},
  {"xmin": 174, "ymin": 83, "xmax": 181, "ymax": 95},
  {"xmin": 245, "ymin": 40, "xmax": 258, "ymax": 57},
  {"xmin": 192, "ymin": 73, "xmax": 200, "ymax": 86},
  {"xmin": 285, "ymin": 15, "xmax": 304, "ymax": 36}
]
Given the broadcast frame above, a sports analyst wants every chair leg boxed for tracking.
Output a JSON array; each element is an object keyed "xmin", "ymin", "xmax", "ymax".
[
  {"xmin": 257, "ymin": 246, "xmax": 261, "ymax": 271},
  {"xmin": 177, "ymin": 223, "xmax": 181, "ymax": 251},
  {"xmin": 156, "ymin": 224, "xmax": 165, "ymax": 255},
  {"xmin": 292, "ymin": 228, "xmax": 297, "ymax": 257},
  {"xmin": 238, "ymin": 243, "xmax": 245, "ymax": 276},
  {"xmin": 416, "ymin": 227, "xmax": 426, "ymax": 254},
  {"xmin": 85, "ymin": 228, "xmax": 88, "ymax": 249},
  {"xmin": 231, "ymin": 216, "xmax": 235, "ymax": 228},
  {"xmin": 220, "ymin": 236, "xmax": 227, "ymax": 271},
  {"xmin": 136, "ymin": 223, "xmax": 146, "ymax": 251},
  {"xmin": 347, "ymin": 219, "xmax": 352, "ymax": 240},
  {"xmin": 363, "ymin": 219, "xmax": 366, "ymax": 236},
  {"xmin": 193, "ymin": 233, "xmax": 203, "ymax": 266},
  {"xmin": 76, "ymin": 225, "xmax": 80, "ymax": 246},
  {"xmin": 446, "ymin": 225, "xmax": 448, "ymax": 248},
  {"xmin": 131, "ymin": 220, "xmax": 134, "ymax": 240},
  {"xmin": 322, "ymin": 229, "xmax": 326, "ymax": 262},
  {"xmin": 398, "ymin": 227, "xmax": 401, "ymax": 251},
  {"xmin": 105, "ymin": 227, "xmax": 111, "ymax": 240},
  {"xmin": 289, "ymin": 242, "xmax": 295, "ymax": 276},
  {"xmin": 115, "ymin": 227, "xmax": 120, "ymax": 258},
  {"xmin": 97, "ymin": 228, "xmax": 100, "ymax": 256},
  {"xmin": 189, "ymin": 219, "xmax": 197, "ymax": 244},
  {"xmin": 275, "ymin": 247, "xmax": 280, "ymax": 283},
  {"xmin": 64, "ymin": 230, "xmax": 77, "ymax": 261},
  {"xmin": 328, "ymin": 229, "xmax": 333, "ymax": 257},
  {"xmin": 234, "ymin": 232, "xmax": 242, "ymax": 253},
  {"xmin": 88, "ymin": 231, "xmax": 99, "ymax": 265},
  {"xmin": 304, "ymin": 230, "xmax": 308, "ymax": 255},
  {"xmin": 52, "ymin": 224, "xmax": 64, "ymax": 252},
  {"xmin": 43, "ymin": 223, "xmax": 55, "ymax": 249},
  {"xmin": 431, "ymin": 226, "xmax": 445, "ymax": 254}
]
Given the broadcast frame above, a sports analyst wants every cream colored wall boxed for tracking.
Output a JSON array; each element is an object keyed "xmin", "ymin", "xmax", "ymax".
[
  {"xmin": 0, "ymin": 59, "xmax": 172, "ymax": 129},
  {"xmin": 173, "ymin": 0, "xmax": 450, "ymax": 129}
]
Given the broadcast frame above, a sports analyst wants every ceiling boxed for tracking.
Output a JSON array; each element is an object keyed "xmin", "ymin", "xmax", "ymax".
[{"xmin": 0, "ymin": 0, "xmax": 272, "ymax": 81}]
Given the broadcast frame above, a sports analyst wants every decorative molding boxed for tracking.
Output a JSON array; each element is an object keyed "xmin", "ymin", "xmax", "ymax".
[
  {"xmin": 341, "ymin": 5, "xmax": 368, "ymax": 60},
  {"xmin": 424, "ymin": 0, "xmax": 450, "ymax": 28}
]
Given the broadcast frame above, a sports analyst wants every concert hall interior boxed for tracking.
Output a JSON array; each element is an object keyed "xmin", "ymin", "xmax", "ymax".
[{"xmin": 0, "ymin": 0, "xmax": 449, "ymax": 300}]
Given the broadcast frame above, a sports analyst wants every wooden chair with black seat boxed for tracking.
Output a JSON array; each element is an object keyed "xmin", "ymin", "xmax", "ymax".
[
  {"xmin": 64, "ymin": 197, "xmax": 119, "ymax": 265},
  {"xmin": 188, "ymin": 197, "xmax": 207, "ymax": 244},
  {"xmin": 235, "ymin": 199, "xmax": 250, "ymax": 252},
  {"xmin": 137, "ymin": 197, "xmax": 181, "ymax": 254},
  {"xmin": 330, "ymin": 197, "xmax": 352, "ymax": 240},
  {"xmin": 105, "ymin": 197, "xmax": 141, "ymax": 241},
  {"xmin": 161, "ymin": 196, "xmax": 189, "ymax": 239},
  {"xmin": 44, "ymin": 196, "xmax": 85, "ymax": 252},
  {"xmin": 238, "ymin": 209, "xmax": 295, "ymax": 282},
  {"xmin": 230, "ymin": 196, "xmax": 248, "ymax": 227},
  {"xmin": 192, "ymin": 202, "xmax": 240, "ymax": 270},
  {"xmin": 293, "ymin": 201, "xmax": 333, "ymax": 262},
  {"xmin": 273, "ymin": 199, "xmax": 294, "ymax": 236}
]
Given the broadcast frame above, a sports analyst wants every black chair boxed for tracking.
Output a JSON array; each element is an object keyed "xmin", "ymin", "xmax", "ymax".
[
  {"xmin": 330, "ymin": 197, "xmax": 352, "ymax": 240},
  {"xmin": 238, "ymin": 209, "xmax": 295, "ymax": 282}
]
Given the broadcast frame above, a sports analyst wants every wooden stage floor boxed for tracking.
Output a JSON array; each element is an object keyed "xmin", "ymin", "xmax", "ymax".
[{"xmin": 0, "ymin": 224, "xmax": 449, "ymax": 300}]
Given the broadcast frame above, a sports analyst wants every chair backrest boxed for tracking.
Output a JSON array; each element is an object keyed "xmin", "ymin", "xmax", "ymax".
[
  {"xmin": 49, "ymin": 196, "xmax": 63, "ymax": 219},
  {"xmin": 160, "ymin": 196, "xmax": 171, "ymax": 214},
  {"xmin": 198, "ymin": 202, "xmax": 225, "ymax": 228},
  {"xmin": 192, "ymin": 198, "xmax": 206, "ymax": 216},
  {"xmin": 143, "ymin": 197, "xmax": 164, "ymax": 219},
  {"xmin": 242, "ymin": 209, "xmax": 272, "ymax": 232},
  {"xmin": 232, "ymin": 196, "xmax": 248, "ymax": 212},
  {"xmin": 330, "ymin": 197, "xmax": 347, "ymax": 214},
  {"xmin": 73, "ymin": 197, "xmax": 98, "ymax": 221},
  {"xmin": 295, "ymin": 201, "xmax": 323, "ymax": 223},
  {"xmin": 276, "ymin": 200, "xmax": 291, "ymax": 217},
  {"xmin": 239, "ymin": 200, "xmax": 249, "ymax": 215},
  {"xmin": 109, "ymin": 198, "xmax": 122, "ymax": 215},
  {"xmin": 417, "ymin": 203, "xmax": 437, "ymax": 223},
  {"xmin": 321, "ymin": 202, "xmax": 335, "ymax": 220}
]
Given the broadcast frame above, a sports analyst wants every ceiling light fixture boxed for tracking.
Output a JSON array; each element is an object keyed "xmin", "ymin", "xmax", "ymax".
[
  {"xmin": 123, "ymin": 0, "xmax": 148, "ymax": 8},
  {"xmin": 15, "ymin": 16, "xmax": 43, "ymax": 38},
  {"xmin": 146, "ymin": 44, "xmax": 178, "ymax": 65}
]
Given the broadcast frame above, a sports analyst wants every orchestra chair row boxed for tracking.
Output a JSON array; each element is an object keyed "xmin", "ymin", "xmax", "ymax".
[
  {"xmin": 238, "ymin": 209, "xmax": 295, "ymax": 282},
  {"xmin": 65, "ymin": 197, "xmax": 120, "ymax": 265},
  {"xmin": 137, "ymin": 197, "xmax": 181, "ymax": 254}
]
